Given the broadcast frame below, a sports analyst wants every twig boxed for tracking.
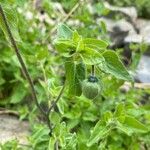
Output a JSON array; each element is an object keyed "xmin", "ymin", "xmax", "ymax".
[
  {"xmin": 18, "ymin": 143, "xmax": 32, "ymax": 148},
  {"xmin": 46, "ymin": 83, "xmax": 65, "ymax": 135},
  {"xmin": 61, "ymin": 1, "xmax": 81, "ymax": 23},
  {"xmin": 44, "ymin": 0, "xmax": 84, "ymax": 42},
  {"xmin": 0, "ymin": 109, "xmax": 19, "ymax": 116},
  {"xmin": 0, "ymin": 5, "xmax": 46, "ymax": 115},
  {"xmin": 121, "ymin": 82, "xmax": 150, "ymax": 91}
]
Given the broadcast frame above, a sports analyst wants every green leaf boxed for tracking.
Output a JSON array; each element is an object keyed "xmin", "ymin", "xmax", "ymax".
[
  {"xmin": 10, "ymin": 83, "xmax": 27, "ymax": 104},
  {"xmin": 36, "ymin": 49, "xmax": 49, "ymax": 60},
  {"xmin": 50, "ymin": 112, "xmax": 61, "ymax": 125},
  {"xmin": 63, "ymin": 104, "xmax": 81, "ymax": 119},
  {"xmin": 48, "ymin": 137, "xmax": 55, "ymax": 150},
  {"xmin": 65, "ymin": 133, "xmax": 77, "ymax": 149},
  {"xmin": 0, "ymin": 139, "xmax": 19, "ymax": 150},
  {"xmin": 87, "ymin": 120, "xmax": 111, "ymax": 147},
  {"xmin": 65, "ymin": 58, "xmax": 75, "ymax": 95},
  {"xmin": 54, "ymin": 39, "xmax": 76, "ymax": 54},
  {"xmin": 65, "ymin": 58, "xmax": 82, "ymax": 96},
  {"xmin": 75, "ymin": 61, "xmax": 86, "ymax": 96},
  {"xmin": 98, "ymin": 139, "xmax": 107, "ymax": 150},
  {"xmin": 114, "ymin": 103, "xmax": 126, "ymax": 123},
  {"xmin": 72, "ymin": 30, "xmax": 81, "ymax": 43},
  {"xmin": 123, "ymin": 115, "xmax": 148, "ymax": 133},
  {"xmin": 103, "ymin": 111, "xmax": 113, "ymax": 123},
  {"xmin": 57, "ymin": 23, "xmax": 73, "ymax": 39},
  {"xmin": 100, "ymin": 50, "xmax": 133, "ymax": 81},
  {"xmin": 114, "ymin": 103, "xmax": 125, "ymax": 118},
  {"xmin": 83, "ymin": 38, "xmax": 108, "ymax": 53},
  {"xmin": 102, "ymin": 76, "xmax": 124, "ymax": 96},
  {"xmin": 116, "ymin": 122, "xmax": 133, "ymax": 136},
  {"xmin": 81, "ymin": 48, "xmax": 105, "ymax": 65},
  {"xmin": 0, "ymin": 5, "xmax": 21, "ymax": 42},
  {"xmin": 30, "ymin": 125, "xmax": 49, "ymax": 148},
  {"xmin": 0, "ymin": 77, "xmax": 5, "ymax": 85},
  {"xmin": 100, "ymin": 21, "xmax": 107, "ymax": 34},
  {"xmin": 76, "ymin": 37, "xmax": 84, "ymax": 52},
  {"xmin": 76, "ymin": 61, "xmax": 86, "ymax": 81}
]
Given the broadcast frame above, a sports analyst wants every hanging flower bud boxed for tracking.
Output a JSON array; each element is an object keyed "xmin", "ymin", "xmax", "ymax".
[{"xmin": 82, "ymin": 75, "xmax": 101, "ymax": 99}]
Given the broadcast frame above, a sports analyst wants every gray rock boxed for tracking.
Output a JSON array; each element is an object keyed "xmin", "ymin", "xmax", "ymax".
[
  {"xmin": 135, "ymin": 55, "xmax": 150, "ymax": 83},
  {"xmin": 97, "ymin": 18, "xmax": 136, "ymax": 46},
  {"xmin": 125, "ymin": 19, "xmax": 150, "ymax": 44},
  {"xmin": 96, "ymin": 3, "xmax": 150, "ymax": 45},
  {"xmin": 0, "ymin": 114, "xmax": 30, "ymax": 145},
  {"xmin": 104, "ymin": 2, "xmax": 138, "ymax": 20}
]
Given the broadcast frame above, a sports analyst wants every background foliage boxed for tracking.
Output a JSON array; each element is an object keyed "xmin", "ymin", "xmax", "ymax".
[{"xmin": 0, "ymin": 0, "xmax": 150, "ymax": 150}]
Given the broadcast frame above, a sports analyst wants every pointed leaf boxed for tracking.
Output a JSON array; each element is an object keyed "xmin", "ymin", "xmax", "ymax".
[
  {"xmin": 65, "ymin": 58, "xmax": 76, "ymax": 95},
  {"xmin": 116, "ymin": 122, "xmax": 133, "ymax": 136},
  {"xmin": 76, "ymin": 37, "xmax": 84, "ymax": 52},
  {"xmin": 114, "ymin": 103, "xmax": 125, "ymax": 118},
  {"xmin": 83, "ymin": 38, "xmax": 108, "ymax": 53},
  {"xmin": 124, "ymin": 115, "xmax": 148, "ymax": 133},
  {"xmin": 72, "ymin": 30, "xmax": 81, "ymax": 43},
  {"xmin": 81, "ymin": 48, "xmax": 105, "ymax": 65},
  {"xmin": 100, "ymin": 50, "xmax": 133, "ymax": 81},
  {"xmin": 76, "ymin": 61, "xmax": 86, "ymax": 81},
  {"xmin": 103, "ymin": 111, "xmax": 113, "ymax": 123},
  {"xmin": 65, "ymin": 58, "xmax": 83, "ymax": 96},
  {"xmin": 10, "ymin": 83, "xmax": 27, "ymax": 104},
  {"xmin": 57, "ymin": 23, "xmax": 73, "ymax": 39},
  {"xmin": 0, "ymin": 5, "xmax": 21, "ymax": 42},
  {"xmin": 87, "ymin": 120, "xmax": 111, "ymax": 147},
  {"xmin": 54, "ymin": 39, "xmax": 76, "ymax": 54}
]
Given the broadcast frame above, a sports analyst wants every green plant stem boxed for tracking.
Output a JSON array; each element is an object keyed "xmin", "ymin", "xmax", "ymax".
[
  {"xmin": 0, "ymin": 5, "xmax": 45, "ymax": 115},
  {"xmin": 91, "ymin": 65, "xmax": 95, "ymax": 76},
  {"xmin": 54, "ymin": 140, "xmax": 59, "ymax": 150},
  {"xmin": 46, "ymin": 83, "xmax": 65, "ymax": 135},
  {"xmin": 0, "ymin": 4, "xmax": 66, "ymax": 135}
]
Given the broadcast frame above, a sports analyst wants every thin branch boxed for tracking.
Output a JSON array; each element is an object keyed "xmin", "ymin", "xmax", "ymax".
[
  {"xmin": 0, "ymin": 5, "xmax": 45, "ymax": 115},
  {"xmin": 44, "ymin": 0, "xmax": 84, "ymax": 42},
  {"xmin": 121, "ymin": 82, "xmax": 150, "ymax": 92},
  {"xmin": 61, "ymin": 1, "xmax": 81, "ymax": 24},
  {"xmin": 46, "ymin": 83, "xmax": 65, "ymax": 135},
  {"xmin": 0, "ymin": 109, "xmax": 19, "ymax": 116},
  {"xmin": 51, "ymin": 1, "xmax": 81, "ymax": 34}
]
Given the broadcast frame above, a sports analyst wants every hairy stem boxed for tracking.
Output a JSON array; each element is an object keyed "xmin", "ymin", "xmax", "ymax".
[
  {"xmin": 46, "ymin": 83, "xmax": 65, "ymax": 135},
  {"xmin": 0, "ymin": 5, "xmax": 45, "ymax": 115}
]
